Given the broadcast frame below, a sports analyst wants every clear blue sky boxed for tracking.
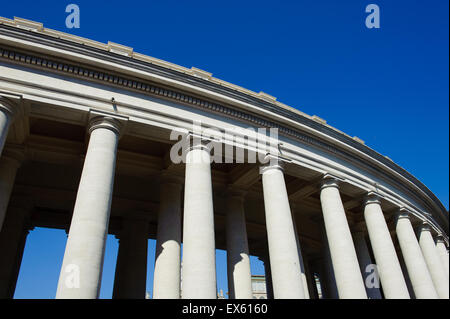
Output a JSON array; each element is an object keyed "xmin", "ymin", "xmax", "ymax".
[{"xmin": 1, "ymin": 0, "xmax": 448, "ymax": 299}]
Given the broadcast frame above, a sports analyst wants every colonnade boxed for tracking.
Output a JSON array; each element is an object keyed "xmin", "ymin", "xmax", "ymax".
[{"xmin": 0, "ymin": 101, "xmax": 448, "ymax": 299}]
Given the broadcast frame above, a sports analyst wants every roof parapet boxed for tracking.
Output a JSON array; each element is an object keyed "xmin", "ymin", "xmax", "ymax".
[
  {"xmin": 311, "ymin": 115, "xmax": 327, "ymax": 124},
  {"xmin": 257, "ymin": 91, "xmax": 277, "ymax": 102},
  {"xmin": 13, "ymin": 17, "xmax": 43, "ymax": 31},
  {"xmin": 107, "ymin": 41, "xmax": 133, "ymax": 57},
  {"xmin": 353, "ymin": 136, "xmax": 365, "ymax": 144},
  {"xmin": 190, "ymin": 67, "xmax": 213, "ymax": 80}
]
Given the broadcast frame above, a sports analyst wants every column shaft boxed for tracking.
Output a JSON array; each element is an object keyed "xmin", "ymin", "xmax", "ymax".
[
  {"xmin": 418, "ymin": 225, "xmax": 449, "ymax": 299},
  {"xmin": 0, "ymin": 205, "xmax": 31, "ymax": 298},
  {"xmin": 226, "ymin": 192, "xmax": 252, "ymax": 299},
  {"xmin": 181, "ymin": 145, "xmax": 216, "ymax": 299},
  {"xmin": 291, "ymin": 210, "xmax": 310, "ymax": 298},
  {"xmin": 153, "ymin": 181, "xmax": 182, "ymax": 299},
  {"xmin": 261, "ymin": 164, "xmax": 305, "ymax": 299},
  {"xmin": 113, "ymin": 219, "xmax": 148, "ymax": 299},
  {"xmin": 56, "ymin": 117, "xmax": 120, "ymax": 299},
  {"xmin": 364, "ymin": 195, "xmax": 410, "ymax": 299},
  {"xmin": 304, "ymin": 259, "xmax": 317, "ymax": 299},
  {"xmin": 0, "ymin": 156, "xmax": 20, "ymax": 231},
  {"xmin": 396, "ymin": 213, "xmax": 438, "ymax": 299},
  {"xmin": 398, "ymin": 252, "xmax": 416, "ymax": 298},
  {"xmin": 261, "ymin": 256, "xmax": 273, "ymax": 299},
  {"xmin": 352, "ymin": 231, "xmax": 383, "ymax": 299},
  {"xmin": 435, "ymin": 239, "xmax": 449, "ymax": 277},
  {"xmin": 320, "ymin": 225, "xmax": 339, "ymax": 299},
  {"xmin": 319, "ymin": 177, "xmax": 367, "ymax": 298}
]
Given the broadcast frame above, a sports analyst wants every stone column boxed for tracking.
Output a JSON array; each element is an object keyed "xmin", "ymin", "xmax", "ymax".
[
  {"xmin": 0, "ymin": 203, "xmax": 32, "ymax": 298},
  {"xmin": 395, "ymin": 211, "xmax": 438, "ymax": 299},
  {"xmin": 320, "ymin": 224, "xmax": 339, "ymax": 299},
  {"xmin": 181, "ymin": 142, "xmax": 216, "ymax": 299},
  {"xmin": 153, "ymin": 176, "xmax": 183, "ymax": 299},
  {"xmin": 435, "ymin": 236, "xmax": 449, "ymax": 277},
  {"xmin": 296, "ymin": 241, "xmax": 310, "ymax": 299},
  {"xmin": 303, "ymin": 259, "xmax": 317, "ymax": 299},
  {"xmin": 226, "ymin": 188, "xmax": 253, "ymax": 299},
  {"xmin": 261, "ymin": 158, "xmax": 305, "ymax": 299},
  {"xmin": 56, "ymin": 116, "xmax": 122, "ymax": 299},
  {"xmin": 290, "ymin": 204, "xmax": 310, "ymax": 299},
  {"xmin": 319, "ymin": 175, "xmax": 367, "ymax": 299},
  {"xmin": 0, "ymin": 98, "xmax": 17, "ymax": 156},
  {"xmin": 398, "ymin": 251, "xmax": 416, "ymax": 299},
  {"xmin": 363, "ymin": 193, "xmax": 410, "ymax": 299},
  {"xmin": 113, "ymin": 217, "xmax": 148, "ymax": 299},
  {"xmin": 0, "ymin": 146, "xmax": 25, "ymax": 231},
  {"xmin": 418, "ymin": 223, "xmax": 449, "ymax": 299},
  {"xmin": 352, "ymin": 230, "xmax": 383, "ymax": 299}
]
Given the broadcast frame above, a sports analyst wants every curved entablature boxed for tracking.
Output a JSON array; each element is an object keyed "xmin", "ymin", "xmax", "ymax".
[{"xmin": 0, "ymin": 17, "xmax": 447, "ymax": 238}]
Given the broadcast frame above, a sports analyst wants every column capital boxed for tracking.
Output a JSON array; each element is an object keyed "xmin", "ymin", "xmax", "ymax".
[
  {"xmin": 259, "ymin": 153, "xmax": 290, "ymax": 174},
  {"xmin": 320, "ymin": 174, "xmax": 343, "ymax": 190},
  {"xmin": 393, "ymin": 207, "xmax": 413, "ymax": 221},
  {"xmin": 363, "ymin": 191, "xmax": 382, "ymax": 206},
  {"xmin": 186, "ymin": 132, "xmax": 215, "ymax": 153},
  {"xmin": 435, "ymin": 235, "xmax": 446, "ymax": 244},
  {"xmin": 0, "ymin": 95, "xmax": 20, "ymax": 118},
  {"xmin": 414, "ymin": 221, "xmax": 433, "ymax": 238},
  {"xmin": 88, "ymin": 110, "xmax": 128, "ymax": 136},
  {"xmin": 183, "ymin": 134, "xmax": 214, "ymax": 165},
  {"xmin": 88, "ymin": 116, "xmax": 122, "ymax": 135},
  {"xmin": 418, "ymin": 221, "xmax": 432, "ymax": 232}
]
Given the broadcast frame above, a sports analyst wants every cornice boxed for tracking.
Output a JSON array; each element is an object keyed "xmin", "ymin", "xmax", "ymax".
[{"xmin": 0, "ymin": 43, "xmax": 350, "ymax": 158}]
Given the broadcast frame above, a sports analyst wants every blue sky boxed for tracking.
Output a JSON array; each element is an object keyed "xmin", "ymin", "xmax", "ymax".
[{"xmin": 1, "ymin": 0, "xmax": 448, "ymax": 298}]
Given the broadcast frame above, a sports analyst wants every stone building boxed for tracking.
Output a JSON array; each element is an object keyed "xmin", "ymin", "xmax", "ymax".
[
  {"xmin": 0, "ymin": 17, "xmax": 448, "ymax": 299},
  {"xmin": 251, "ymin": 275, "xmax": 267, "ymax": 299}
]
